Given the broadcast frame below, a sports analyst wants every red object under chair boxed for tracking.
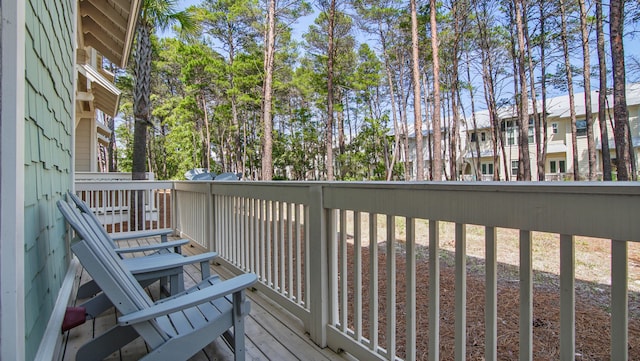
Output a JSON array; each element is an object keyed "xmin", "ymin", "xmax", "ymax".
[{"xmin": 62, "ymin": 307, "xmax": 86, "ymax": 332}]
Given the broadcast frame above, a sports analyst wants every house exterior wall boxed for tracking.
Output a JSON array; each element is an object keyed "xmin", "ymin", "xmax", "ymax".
[
  {"xmin": 459, "ymin": 91, "xmax": 640, "ymax": 181},
  {"xmin": 24, "ymin": 0, "xmax": 75, "ymax": 359},
  {"xmin": 75, "ymin": 119, "xmax": 92, "ymax": 171}
]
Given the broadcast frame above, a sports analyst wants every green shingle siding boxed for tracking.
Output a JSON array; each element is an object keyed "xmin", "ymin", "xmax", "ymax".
[{"xmin": 24, "ymin": 0, "xmax": 74, "ymax": 359}]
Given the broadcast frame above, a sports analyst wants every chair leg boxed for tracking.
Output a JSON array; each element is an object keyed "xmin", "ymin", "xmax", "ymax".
[
  {"xmin": 77, "ymin": 280, "xmax": 101, "ymax": 299},
  {"xmin": 79, "ymin": 294, "xmax": 113, "ymax": 319},
  {"xmin": 169, "ymin": 273, "xmax": 184, "ymax": 295},
  {"xmin": 76, "ymin": 325, "xmax": 138, "ymax": 361},
  {"xmin": 200, "ymin": 260, "xmax": 210, "ymax": 280},
  {"xmin": 232, "ymin": 292, "xmax": 246, "ymax": 361}
]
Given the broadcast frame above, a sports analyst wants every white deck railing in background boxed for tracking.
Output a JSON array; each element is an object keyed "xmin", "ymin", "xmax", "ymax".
[
  {"xmin": 175, "ymin": 182, "xmax": 638, "ymax": 361},
  {"xmin": 79, "ymin": 179, "xmax": 639, "ymax": 361},
  {"xmin": 74, "ymin": 181, "xmax": 174, "ymax": 235}
]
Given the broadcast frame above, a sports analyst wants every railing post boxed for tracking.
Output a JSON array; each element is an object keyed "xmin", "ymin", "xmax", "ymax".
[
  {"xmin": 207, "ymin": 183, "xmax": 215, "ymax": 252},
  {"xmin": 172, "ymin": 187, "xmax": 179, "ymax": 235},
  {"xmin": 308, "ymin": 185, "xmax": 327, "ymax": 347},
  {"xmin": 611, "ymin": 239, "xmax": 628, "ymax": 361}
]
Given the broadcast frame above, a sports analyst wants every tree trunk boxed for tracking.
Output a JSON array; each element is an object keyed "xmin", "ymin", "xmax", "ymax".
[
  {"xmin": 422, "ymin": 74, "xmax": 434, "ymax": 180},
  {"xmin": 473, "ymin": 0, "xmax": 500, "ymax": 180},
  {"xmin": 228, "ymin": 40, "xmax": 243, "ymax": 177},
  {"xmin": 131, "ymin": 21, "xmax": 153, "ymax": 230},
  {"xmin": 596, "ymin": 0, "xmax": 612, "ymax": 180},
  {"xmin": 465, "ymin": 52, "xmax": 482, "ymax": 179},
  {"xmin": 579, "ymin": 0, "xmax": 596, "ymax": 180},
  {"xmin": 261, "ymin": 0, "xmax": 276, "ymax": 180},
  {"xmin": 381, "ymin": 48, "xmax": 401, "ymax": 180},
  {"xmin": 560, "ymin": 0, "xmax": 580, "ymax": 181},
  {"xmin": 202, "ymin": 94, "xmax": 211, "ymax": 170},
  {"xmin": 397, "ymin": 51, "xmax": 411, "ymax": 180},
  {"xmin": 449, "ymin": 0, "xmax": 463, "ymax": 181},
  {"xmin": 523, "ymin": 1, "xmax": 542, "ymax": 181},
  {"xmin": 430, "ymin": 0, "xmax": 443, "ymax": 181},
  {"xmin": 410, "ymin": 0, "xmax": 424, "ymax": 181},
  {"xmin": 107, "ymin": 115, "xmax": 117, "ymax": 172},
  {"xmin": 325, "ymin": 0, "xmax": 336, "ymax": 180},
  {"xmin": 515, "ymin": 0, "xmax": 531, "ymax": 181},
  {"xmin": 132, "ymin": 22, "xmax": 152, "ymax": 181},
  {"xmin": 610, "ymin": 0, "xmax": 630, "ymax": 180},
  {"xmin": 538, "ymin": 0, "xmax": 549, "ymax": 181}
]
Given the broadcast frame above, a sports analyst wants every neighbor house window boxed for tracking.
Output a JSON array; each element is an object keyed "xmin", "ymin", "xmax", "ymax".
[
  {"xmin": 471, "ymin": 132, "xmax": 478, "ymax": 142},
  {"xmin": 504, "ymin": 120, "xmax": 516, "ymax": 145},
  {"xmin": 576, "ymin": 119, "xmax": 587, "ymax": 136},
  {"xmin": 550, "ymin": 161, "xmax": 557, "ymax": 173},
  {"xmin": 511, "ymin": 160, "xmax": 519, "ymax": 176},
  {"xmin": 559, "ymin": 160, "xmax": 566, "ymax": 173},
  {"xmin": 481, "ymin": 163, "xmax": 494, "ymax": 175},
  {"xmin": 507, "ymin": 129, "xmax": 515, "ymax": 145},
  {"xmin": 481, "ymin": 132, "xmax": 486, "ymax": 141},
  {"xmin": 527, "ymin": 118, "xmax": 535, "ymax": 143},
  {"xmin": 552, "ymin": 123, "xmax": 558, "ymax": 134}
]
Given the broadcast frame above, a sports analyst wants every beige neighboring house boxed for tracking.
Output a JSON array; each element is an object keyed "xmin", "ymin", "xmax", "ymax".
[{"xmin": 461, "ymin": 84, "xmax": 640, "ymax": 181}]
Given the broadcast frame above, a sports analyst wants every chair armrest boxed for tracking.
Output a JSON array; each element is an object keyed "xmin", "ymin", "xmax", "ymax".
[
  {"xmin": 115, "ymin": 239, "xmax": 189, "ymax": 254},
  {"xmin": 125, "ymin": 252, "xmax": 218, "ymax": 274},
  {"xmin": 118, "ymin": 273, "xmax": 258, "ymax": 325},
  {"xmin": 111, "ymin": 229, "xmax": 174, "ymax": 242}
]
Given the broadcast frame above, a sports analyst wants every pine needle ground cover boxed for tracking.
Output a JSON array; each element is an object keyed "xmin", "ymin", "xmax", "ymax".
[{"xmin": 340, "ymin": 220, "xmax": 639, "ymax": 360}]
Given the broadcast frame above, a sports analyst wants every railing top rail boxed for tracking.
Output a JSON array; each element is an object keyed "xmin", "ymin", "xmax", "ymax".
[
  {"xmin": 174, "ymin": 181, "xmax": 313, "ymax": 204},
  {"xmin": 317, "ymin": 181, "xmax": 640, "ymax": 241},
  {"xmin": 75, "ymin": 180, "xmax": 174, "ymax": 191},
  {"xmin": 82, "ymin": 180, "xmax": 639, "ymax": 240},
  {"xmin": 176, "ymin": 180, "xmax": 640, "ymax": 240}
]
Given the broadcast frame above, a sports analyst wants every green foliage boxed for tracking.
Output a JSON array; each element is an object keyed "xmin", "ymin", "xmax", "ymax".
[
  {"xmin": 339, "ymin": 116, "xmax": 393, "ymax": 180},
  {"xmin": 117, "ymin": 0, "xmax": 618, "ymax": 182}
]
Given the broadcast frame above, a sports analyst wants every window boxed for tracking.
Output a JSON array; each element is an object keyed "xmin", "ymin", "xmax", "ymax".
[
  {"xmin": 481, "ymin": 163, "xmax": 494, "ymax": 175},
  {"xmin": 550, "ymin": 161, "xmax": 557, "ymax": 173},
  {"xmin": 471, "ymin": 132, "xmax": 477, "ymax": 142},
  {"xmin": 481, "ymin": 132, "xmax": 486, "ymax": 141},
  {"xmin": 552, "ymin": 123, "xmax": 558, "ymax": 134},
  {"xmin": 511, "ymin": 160, "xmax": 519, "ymax": 176},
  {"xmin": 576, "ymin": 119, "xmax": 587, "ymax": 136},
  {"xmin": 559, "ymin": 160, "xmax": 566, "ymax": 173},
  {"xmin": 505, "ymin": 121, "xmax": 516, "ymax": 145},
  {"xmin": 528, "ymin": 127, "xmax": 535, "ymax": 143},
  {"xmin": 507, "ymin": 130, "xmax": 515, "ymax": 145}
]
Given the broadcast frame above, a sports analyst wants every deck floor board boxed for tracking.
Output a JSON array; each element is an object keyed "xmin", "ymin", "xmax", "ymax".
[{"xmin": 61, "ymin": 237, "xmax": 350, "ymax": 361}]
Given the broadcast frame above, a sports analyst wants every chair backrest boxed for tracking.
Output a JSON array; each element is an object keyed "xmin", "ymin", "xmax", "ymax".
[
  {"xmin": 66, "ymin": 192, "xmax": 118, "ymax": 249},
  {"xmin": 57, "ymin": 201, "xmax": 170, "ymax": 345}
]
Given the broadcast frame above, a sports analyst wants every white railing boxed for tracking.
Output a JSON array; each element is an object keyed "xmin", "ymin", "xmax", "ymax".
[
  {"xmin": 74, "ymin": 180, "xmax": 174, "ymax": 235},
  {"xmin": 74, "ymin": 172, "xmax": 155, "ymax": 181},
  {"xmin": 175, "ymin": 181, "xmax": 639, "ymax": 361},
  {"xmin": 81, "ymin": 179, "xmax": 639, "ymax": 361}
]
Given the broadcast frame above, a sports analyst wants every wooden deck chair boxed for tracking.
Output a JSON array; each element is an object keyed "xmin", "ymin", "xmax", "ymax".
[
  {"xmin": 60, "ymin": 198, "xmax": 218, "ymax": 317},
  {"xmin": 67, "ymin": 192, "xmax": 187, "ymax": 255},
  {"xmin": 67, "ymin": 192, "xmax": 200, "ymax": 298},
  {"xmin": 58, "ymin": 200, "xmax": 257, "ymax": 361}
]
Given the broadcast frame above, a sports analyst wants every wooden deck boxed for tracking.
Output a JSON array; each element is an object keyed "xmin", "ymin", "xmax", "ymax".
[{"xmin": 60, "ymin": 236, "xmax": 351, "ymax": 361}]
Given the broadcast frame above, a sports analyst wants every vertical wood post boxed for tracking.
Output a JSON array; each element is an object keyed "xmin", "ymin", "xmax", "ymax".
[
  {"xmin": 308, "ymin": 185, "xmax": 327, "ymax": 347},
  {"xmin": 207, "ymin": 184, "xmax": 215, "ymax": 252}
]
